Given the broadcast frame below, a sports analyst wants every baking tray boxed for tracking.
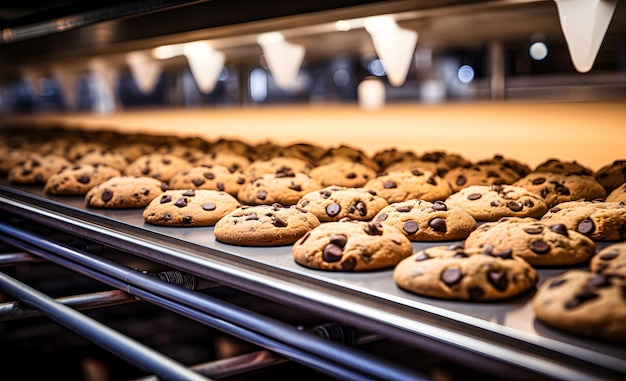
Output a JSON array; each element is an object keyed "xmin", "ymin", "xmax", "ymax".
[{"xmin": 0, "ymin": 180, "xmax": 624, "ymax": 380}]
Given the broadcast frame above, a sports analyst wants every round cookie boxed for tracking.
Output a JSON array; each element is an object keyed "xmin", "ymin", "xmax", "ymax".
[
  {"xmin": 195, "ymin": 151, "xmax": 252, "ymax": 172},
  {"xmin": 237, "ymin": 169, "xmax": 322, "ymax": 206},
  {"xmin": 385, "ymin": 159, "xmax": 449, "ymax": 178},
  {"xmin": 209, "ymin": 138, "xmax": 256, "ymax": 160},
  {"xmin": 66, "ymin": 142, "xmax": 107, "ymax": 162},
  {"xmin": 244, "ymin": 157, "xmax": 314, "ymax": 179},
  {"xmin": 316, "ymin": 144, "xmax": 380, "ymax": 172},
  {"xmin": 0, "ymin": 147, "xmax": 31, "ymax": 175},
  {"xmin": 393, "ymin": 245, "xmax": 537, "ymax": 301},
  {"xmin": 143, "ymin": 189, "xmax": 240, "ymax": 227},
  {"xmin": 7, "ymin": 154, "xmax": 70, "ymax": 185},
  {"xmin": 157, "ymin": 144, "xmax": 206, "ymax": 164},
  {"xmin": 540, "ymin": 200, "xmax": 626, "ymax": 241},
  {"xmin": 532, "ymin": 270, "xmax": 626, "ymax": 342},
  {"xmin": 296, "ymin": 186, "xmax": 388, "ymax": 222},
  {"xmin": 444, "ymin": 163, "xmax": 521, "ymax": 193},
  {"xmin": 533, "ymin": 158, "xmax": 594, "ymax": 176},
  {"xmin": 214, "ymin": 203, "xmax": 320, "ymax": 246},
  {"xmin": 475, "ymin": 154, "xmax": 531, "ymax": 177},
  {"xmin": 309, "ymin": 161, "xmax": 377, "ymax": 188},
  {"xmin": 464, "ymin": 217, "xmax": 596, "ymax": 266},
  {"xmin": 284, "ymin": 142, "xmax": 327, "ymax": 164},
  {"xmin": 444, "ymin": 184, "xmax": 548, "ymax": 221},
  {"xmin": 372, "ymin": 147, "xmax": 420, "ymax": 170},
  {"xmin": 168, "ymin": 165, "xmax": 249, "ymax": 197},
  {"xmin": 374, "ymin": 199, "xmax": 477, "ymax": 241},
  {"xmin": 253, "ymin": 141, "xmax": 312, "ymax": 162},
  {"xmin": 85, "ymin": 176, "xmax": 168, "ymax": 209},
  {"xmin": 595, "ymin": 160, "xmax": 626, "ymax": 193},
  {"xmin": 292, "ymin": 219, "xmax": 412, "ymax": 271},
  {"xmin": 75, "ymin": 148, "xmax": 129, "ymax": 171},
  {"xmin": 605, "ymin": 181, "xmax": 626, "ymax": 202},
  {"xmin": 364, "ymin": 169, "xmax": 452, "ymax": 203},
  {"xmin": 44, "ymin": 164, "xmax": 122, "ymax": 195},
  {"xmin": 590, "ymin": 242, "xmax": 626, "ymax": 277},
  {"xmin": 514, "ymin": 172, "xmax": 606, "ymax": 208},
  {"xmin": 419, "ymin": 150, "xmax": 472, "ymax": 170},
  {"xmin": 124, "ymin": 153, "xmax": 192, "ymax": 182}
]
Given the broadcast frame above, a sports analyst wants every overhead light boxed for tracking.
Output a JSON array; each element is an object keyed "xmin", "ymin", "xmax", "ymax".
[
  {"xmin": 183, "ymin": 41, "xmax": 225, "ymax": 94},
  {"xmin": 554, "ymin": 0, "xmax": 618, "ymax": 73},
  {"xmin": 364, "ymin": 15, "xmax": 417, "ymax": 87},
  {"xmin": 126, "ymin": 51, "xmax": 163, "ymax": 95},
  {"xmin": 257, "ymin": 32, "xmax": 306, "ymax": 90},
  {"xmin": 152, "ymin": 44, "xmax": 185, "ymax": 60}
]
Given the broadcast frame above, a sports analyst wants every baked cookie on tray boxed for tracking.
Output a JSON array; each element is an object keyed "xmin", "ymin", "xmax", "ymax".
[
  {"xmin": 373, "ymin": 199, "xmax": 477, "ymax": 241},
  {"xmin": 590, "ymin": 241, "xmax": 626, "ymax": 277},
  {"xmin": 309, "ymin": 161, "xmax": 377, "ymax": 188},
  {"xmin": 393, "ymin": 245, "xmax": 537, "ymax": 301},
  {"xmin": 124, "ymin": 153, "xmax": 192, "ymax": 182},
  {"xmin": 464, "ymin": 217, "xmax": 596, "ymax": 267},
  {"xmin": 595, "ymin": 159, "xmax": 626, "ymax": 193},
  {"xmin": 214, "ymin": 203, "xmax": 320, "ymax": 246},
  {"xmin": 533, "ymin": 158, "xmax": 594, "ymax": 176},
  {"xmin": 75, "ymin": 148, "xmax": 129, "ymax": 171},
  {"xmin": 605, "ymin": 181, "xmax": 626, "ymax": 202},
  {"xmin": 44, "ymin": 164, "xmax": 121, "ymax": 195},
  {"xmin": 85, "ymin": 176, "xmax": 168, "ymax": 209},
  {"xmin": 8, "ymin": 154, "xmax": 70, "ymax": 185},
  {"xmin": 237, "ymin": 168, "xmax": 322, "ymax": 206},
  {"xmin": 364, "ymin": 169, "xmax": 452, "ymax": 203},
  {"xmin": 444, "ymin": 184, "xmax": 548, "ymax": 221},
  {"xmin": 532, "ymin": 270, "xmax": 626, "ymax": 342},
  {"xmin": 244, "ymin": 156, "xmax": 314, "ymax": 178},
  {"xmin": 292, "ymin": 219, "xmax": 412, "ymax": 271},
  {"xmin": 513, "ymin": 172, "xmax": 606, "ymax": 207},
  {"xmin": 296, "ymin": 186, "xmax": 388, "ymax": 222},
  {"xmin": 168, "ymin": 164, "xmax": 249, "ymax": 197},
  {"xmin": 540, "ymin": 200, "xmax": 626, "ymax": 241},
  {"xmin": 143, "ymin": 189, "xmax": 240, "ymax": 227},
  {"xmin": 443, "ymin": 163, "xmax": 521, "ymax": 193}
]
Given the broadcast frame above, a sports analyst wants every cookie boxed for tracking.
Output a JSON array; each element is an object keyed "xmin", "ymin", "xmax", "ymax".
[
  {"xmin": 475, "ymin": 154, "xmax": 531, "ymax": 177},
  {"xmin": 309, "ymin": 161, "xmax": 377, "ymax": 188},
  {"xmin": 210, "ymin": 138, "xmax": 256, "ymax": 160},
  {"xmin": 237, "ymin": 168, "xmax": 322, "ymax": 206},
  {"xmin": 75, "ymin": 148, "xmax": 129, "ymax": 171},
  {"xmin": 374, "ymin": 199, "xmax": 476, "ymax": 241},
  {"xmin": 244, "ymin": 157, "xmax": 314, "ymax": 178},
  {"xmin": 44, "ymin": 164, "xmax": 122, "ymax": 195},
  {"xmin": 605, "ymin": 181, "xmax": 626, "ymax": 202},
  {"xmin": 444, "ymin": 163, "xmax": 522, "ymax": 193},
  {"xmin": 284, "ymin": 142, "xmax": 328, "ymax": 164},
  {"xmin": 316, "ymin": 144, "xmax": 380, "ymax": 172},
  {"xmin": 85, "ymin": 176, "xmax": 168, "ymax": 209},
  {"xmin": 513, "ymin": 172, "xmax": 607, "ymax": 208},
  {"xmin": 157, "ymin": 143, "xmax": 207, "ymax": 164},
  {"xmin": 533, "ymin": 158, "xmax": 594, "ymax": 176},
  {"xmin": 464, "ymin": 217, "xmax": 596, "ymax": 266},
  {"xmin": 595, "ymin": 160, "xmax": 626, "ymax": 193},
  {"xmin": 364, "ymin": 169, "xmax": 452, "ymax": 203},
  {"xmin": 0, "ymin": 147, "xmax": 31, "ymax": 175},
  {"xmin": 124, "ymin": 153, "xmax": 192, "ymax": 182},
  {"xmin": 195, "ymin": 151, "xmax": 252, "ymax": 172},
  {"xmin": 143, "ymin": 189, "xmax": 240, "ymax": 226},
  {"xmin": 292, "ymin": 219, "xmax": 412, "ymax": 271},
  {"xmin": 66, "ymin": 142, "xmax": 107, "ymax": 162},
  {"xmin": 419, "ymin": 150, "xmax": 472, "ymax": 170},
  {"xmin": 531, "ymin": 270, "xmax": 626, "ymax": 342},
  {"xmin": 372, "ymin": 147, "xmax": 420, "ymax": 170},
  {"xmin": 7, "ymin": 154, "xmax": 70, "ymax": 185},
  {"xmin": 444, "ymin": 184, "xmax": 548, "ymax": 221},
  {"xmin": 385, "ymin": 159, "xmax": 449, "ymax": 177},
  {"xmin": 214, "ymin": 203, "xmax": 320, "ymax": 246},
  {"xmin": 393, "ymin": 244, "xmax": 537, "ymax": 301},
  {"xmin": 296, "ymin": 186, "xmax": 388, "ymax": 222},
  {"xmin": 540, "ymin": 200, "xmax": 626, "ymax": 241},
  {"xmin": 253, "ymin": 141, "xmax": 312, "ymax": 162},
  {"xmin": 590, "ymin": 242, "xmax": 626, "ymax": 277},
  {"xmin": 168, "ymin": 165, "xmax": 249, "ymax": 197}
]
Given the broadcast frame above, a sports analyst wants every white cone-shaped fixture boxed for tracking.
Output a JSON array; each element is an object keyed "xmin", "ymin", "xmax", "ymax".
[
  {"xmin": 183, "ymin": 41, "xmax": 225, "ymax": 93},
  {"xmin": 365, "ymin": 15, "xmax": 418, "ymax": 87},
  {"xmin": 88, "ymin": 58, "xmax": 119, "ymax": 114},
  {"xmin": 257, "ymin": 32, "xmax": 306, "ymax": 90},
  {"xmin": 555, "ymin": 0, "xmax": 618, "ymax": 73},
  {"xmin": 51, "ymin": 66, "xmax": 79, "ymax": 110},
  {"xmin": 125, "ymin": 51, "xmax": 163, "ymax": 95}
]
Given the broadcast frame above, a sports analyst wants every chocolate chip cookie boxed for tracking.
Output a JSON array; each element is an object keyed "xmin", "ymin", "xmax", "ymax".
[
  {"xmin": 44, "ymin": 164, "xmax": 122, "ymax": 195},
  {"xmin": 195, "ymin": 151, "xmax": 252, "ymax": 172},
  {"xmin": 214, "ymin": 203, "xmax": 320, "ymax": 246},
  {"xmin": 296, "ymin": 186, "xmax": 388, "ymax": 222},
  {"xmin": 444, "ymin": 163, "xmax": 522, "ymax": 193},
  {"xmin": 168, "ymin": 164, "xmax": 248, "ymax": 196},
  {"xmin": 540, "ymin": 200, "xmax": 626, "ymax": 241},
  {"xmin": 393, "ymin": 244, "xmax": 537, "ymax": 301},
  {"xmin": 86, "ymin": 176, "xmax": 168, "ymax": 209},
  {"xmin": 372, "ymin": 147, "xmax": 420, "ymax": 170},
  {"xmin": 244, "ymin": 157, "xmax": 314, "ymax": 178},
  {"xmin": 464, "ymin": 217, "xmax": 596, "ymax": 266},
  {"xmin": 316, "ymin": 144, "xmax": 380, "ymax": 172},
  {"xmin": 124, "ymin": 153, "xmax": 192, "ymax": 182},
  {"xmin": 309, "ymin": 161, "xmax": 377, "ymax": 188},
  {"xmin": 292, "ymin": 219, "xmax": 412, "ymax": 271},
  {"xmin": 374, "ymin": 199, "xmax": 477, "ymax": 241},
  {"xmin": 533, "ymin": 158, "xmax": 594, "ymax": 176},
  {"xmin": 444, "ymin": 184, "xmax": 548, "ymax": 221},
  {"xmin": 514, "ymin": 172, "xmax": 606, "ymax": 208},
  {"xmin": 590, "ymin": 242, "xmax": 626, "ymax": 277},
  {"xmin": 605, "ymin": 181, "xmax": 626, "ymax": 202},
  {"xmin": 75, "ymin": 148, "xmax": 129, "ymax": 171},
  {"xmin": 595, "ymin": 159, "xmax": 626, "ymax": 193},
  {"xmin": 237, "ymin": 168, "xmax": 321, "ymax": 205},
  {"xmin": 532, "ymin": 270, "xmax": 626, "ymax": 342},
  {"xmin": 7, "ymin": 154, "xmax": 70, "ymax": 185},
  {"xmin": 475, "ymin": 154, "xmax": 531, "ymax": 177},
  {"xmin": 364, "ymin": 169, "xmax": 453, "ymax": 203},
  {"xmin": 143, "ymin": 189, "xmax": 240, "ymax": 226},
  {"xmin": 419, "ymin": 150, "xmax": 472, "ymax": 170}
]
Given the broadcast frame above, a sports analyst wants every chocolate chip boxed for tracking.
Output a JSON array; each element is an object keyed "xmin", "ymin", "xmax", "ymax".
[
  {"xmin": 329, "ymin": 234, "xmax": 347, "ymax": 248},
  {"xmin": 529, "ymin": 240, "xmax": 550, "ymax": 254},
  {"xmin": 467, "ymin": 193, "xmax": 482, "ymax": 200},
  {"xmin": 383, "ymin": 180, "xmax": 397, "ymax": 189},
  {"xmin": 160, "ymin": 183, "xmax": 169, "ymax": 191},
  {"xmin": 237, "ymin": 178, "xmax": 245, "ymax": 184},
  {"xmin": 411, "ymin": 169, "xmax": 424, "ymax": 176},
  {"xmin": 577, "ymin": 219, "xmax": 595, "ymax": 235},
  {"xmin": 415, "ymin": 252, "xmax": 431, "ymax": 261},
  {"xmin": 101, "ymin": 189, "xmax": 113, "ymax": 202},
  {"xmin": 364, "ymin": 222, "xmax": 384, "ymax": 235},
  {"xmin": 160, "ymin": 195, "xmax": 172, "ymax": 203},
  {"xmin": 468, "ymin": 286, "xmax": 485, "ymax": 300},
  {"xmin": 432, "ymin": 201, "xmax": 447, "ymax": 211},
  {"xmin": 587, "ymin": 274, "xmax": 611, "ymax": 288},
  {"xmin": 183, "ymin": 189, "xmax": 195, "ymax": 197},
  {"xmin": 77, "ymin": 175, "xmax": 90, "ymax": 184},
  {"xmin": 204, "ymin": 172, "xmax": 215, "ymax": 180},
  {"xmin": 550, "ymin": 224, "xmax": 569, "ymax": 236},
  {"xmin": 341, "ymin": 257, "xmax": 356, "ymax": 271},
  {"xmin": 488, "ymin": 271, "xmax": 508, "ymax": 291},
  {"xmin": 246, "ymin": 212, "xmax": 258, "ymax": 221},
  {"xmin": 163, "ymin": 213, "xmax": 172, "ymax": 221},
  {"xmin": 507, "ymin": 201, "xmax": 523, "ymax": 212},
  {"xmin": 395, "ymin": 205, "xmax": 412, "ymax": 213},
  {"xmin": 346, "ymin": 172, "xmax": 356, "ymax": 179},
  {"xmin": 355, "ymin": 201, "xmax": 367, "ymax": 216},
  {"xmin": 326, "ymin": 203, "xmax": 341, "ymax": 217},
  {"xmin": 532, "ymin": 177, "xmax": 546, "ymax": 185},
  {"xmin": 256, "ymin": 190, "xmax": 267, "ymax": 200},
  {"xmin": 174, "ymin": 198, "xmax": 187, "ymax": 207},
  {"xmin": 403, "ymin": 221, "xmax": 418, "ymax": 235},
  {"xmin": 455, "ymin": 176, "xmax": 467, "ymax": 186},
  {"xmin": 523, "ymin": 225, "xmax": 543, "ymax": 234},
  {"xmin": 375, "ymin": 213, "xmax": 388, "ymax": 222},
  {"xmin": 495, "ymin": 248, "xmax": 513, "ymax": 260},
  {"xmin": 288, "ymin": 183, "xmax": 302, "ymax": 192},
  {"xmin": 217, "ymin": 182, "xmax": 225, "ymax": 191},
  {"xmin": 275, "ymin": 167, "xmax": 295, "ymax": 178},
  {"xmin": 490, "ymin": 200, "xmax": 501, "ymax": 207},
  {"xmin": 320, "ymin": 190, "xmax": 331, "ymax": 199},
  {"xmin": 272, "ymin": 217, "xmax": 287, "ymax": 227},
  {"xmin": 442, "ymin": 268, "xmax": 462, "ymax": 286},
  {"xmin": 564, "ymin": 289, "xmax": 598, "ymax": 309},
  {"xmin": 182, "ymin": 216, "xmax": 193, "ymax": 224},
  {"xmin": 426, "ymin": 176, "xmax": 437, "ymax": 185},
  {"xmin": 599, "ymin": 250, "xmax": 619, "ymax": 261},
  {"xmin": 447, "ymin": 243, "xmax": 465, "ymax": 251},
  {"xmin": 555, "ymin": 185, "xmax": 570, "ymax": 195},
  {"xmin": 548, "ymin": 278, "xmax": 567, "ymax": 288},
  {"xmin": 487, "ymin": 171, "xmax": 500, "ymax": 178},
  {"xmin": 453, "ymin": 252, "xmax": 469, "ymax": 258},
  {"xmin": 202, "ymin": 202, "xmax": 216, "ymax": 211},
  {"xmin": 429, "ymin": 217, "xmax": 447, "ymax": 233},
  {"xmin": 322, "ymin": 243, "xmax": 343, "ymax": 263}
]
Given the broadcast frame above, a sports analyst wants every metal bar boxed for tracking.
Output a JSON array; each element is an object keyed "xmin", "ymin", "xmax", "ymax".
[
  {"xmin": 0, "ymin": 222, "xmax": 430, "ymax": 381},
  {"xmin": 0, "ymin": 251, "xmax": 42, "ymax": 266},
  {"xmin": 0, "ymin": 289, "xmax": 136, "ymax": 321},
  {"xmin": 0, "ymin": 271, "xmax": 211, "ymax": 381}
]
